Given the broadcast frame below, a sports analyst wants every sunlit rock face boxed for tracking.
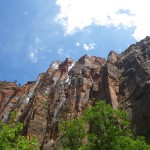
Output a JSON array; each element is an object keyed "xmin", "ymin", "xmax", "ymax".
[{"xmin": 0, "ymin": 36, "xmax": 150, "ymax": 149}]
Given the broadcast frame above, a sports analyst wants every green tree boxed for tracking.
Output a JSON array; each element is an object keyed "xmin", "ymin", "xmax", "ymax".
[
  {"xmin": 83, "ymin": 101, "xmax": 131, "ymax": 150},
  {"xmin": 58, "ymin": 117, "xmax": 87, "ymax": 150},
  {"xmin": 58, "ymin": 100, "xmax": 150, "ymax": 150},
  {"xmin": 0, "ymin": 110, "xmax": 39, "ymax": 150},
  {"xmin": 112, "ymin": 136, "xmax": 150, "ymax": 150},
  {"xmin": 0, "ymin": 120, "xmax": 39, "ymax": 150}
]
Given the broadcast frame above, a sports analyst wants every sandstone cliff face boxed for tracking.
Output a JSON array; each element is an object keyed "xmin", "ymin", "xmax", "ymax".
[
  {"xmin": 0, "ymin": 36, "xmax": 150, "ymax": 149},
  {"xmin": 117, "ymin": 36, "xmax": 150, "ymax": 142}
]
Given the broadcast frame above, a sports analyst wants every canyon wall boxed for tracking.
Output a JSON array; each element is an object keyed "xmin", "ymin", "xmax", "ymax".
[{"xmin": 0, "ymin": 36, "xmax": 150, "ymax": 149}]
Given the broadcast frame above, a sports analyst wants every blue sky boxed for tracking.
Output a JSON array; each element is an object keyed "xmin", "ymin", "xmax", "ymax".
[{"xmin": 0, "ymin": 0, "xmax": 149, "ymax": 85}]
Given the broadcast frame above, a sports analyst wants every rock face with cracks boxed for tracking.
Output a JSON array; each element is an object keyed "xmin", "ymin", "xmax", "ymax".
[{"xmin": 1, "ymin": 36, "xmax": 150, "ymax": 149}]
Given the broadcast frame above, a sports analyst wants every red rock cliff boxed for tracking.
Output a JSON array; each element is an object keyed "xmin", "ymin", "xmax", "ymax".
[{"xmin": 1, "ymin": 36, "xmax": 150, "ymax": 149}]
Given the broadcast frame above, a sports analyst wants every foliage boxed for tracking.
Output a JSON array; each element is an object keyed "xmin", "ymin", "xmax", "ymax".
[
  {"xmin": 112, "ymin": 136, "xmax": 150, "ymax": 150},
  {"xmin": 0, "ymin": 122, "xmax": 39, "ymax": 150},
  {"xmin": 58, "ymin": 117, "xmax": 87, "ymax": 150},
  {"xmin": 0, "ymin": 113, "xmax": 39, "ymax": 150},
  {"xmin": 58, "ymin": 100, "xmax": 150, "ymax": 150},
  {"xmin": 83, "ymin": 101, "xmax": 131, "ymax": 150},
  {"xmin": 119, "ymin": 76, "xmax": 126, "ymax": 82},
  {"xmin": 0, "ymin": 81, "xmax": 6, "ymax": 86},
  {"xmin": 116, "ymin": 56, "xmax": 125, "ymax": 63}
]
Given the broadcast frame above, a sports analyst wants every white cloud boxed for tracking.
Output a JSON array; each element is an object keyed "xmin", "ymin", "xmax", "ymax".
[
  {"xmin": 29, "ymin": 52, "xmax": 37, "ymax": 63},
  {"xmin": 83, "ymin": 43, "xmax": 96, "ymax": 51},
  {"xmin": 35, "ymin": 37, "xmax": 41, "ymax": 45},
  {"xmin": 76, "ymin": 42, "xmax": 80, "ymax": 46},
  {"xmin": 57, "ymin": 48, "xmax": 64, "ymax": 55},
  {"xmin": 28, "ymin": 37, "xmax": 46, "ymax": 63},
  {"xmin": 55, "ymin": 0, "xmax": 150, "ymax": 40}
]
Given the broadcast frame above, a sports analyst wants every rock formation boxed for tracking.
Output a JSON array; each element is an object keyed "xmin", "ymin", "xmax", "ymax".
[{"xmin": 0, "ymin": 36, "xmax": 150, "ymax": 149}]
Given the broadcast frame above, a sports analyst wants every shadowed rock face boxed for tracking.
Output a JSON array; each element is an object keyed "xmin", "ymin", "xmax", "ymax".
[
  {"xmin": 0, "ymin": 36, "xmax": 150, "ymax": 149},
  {"xmin": 117, "ymin": 36, "xmax": 150, "ymax": 143}
]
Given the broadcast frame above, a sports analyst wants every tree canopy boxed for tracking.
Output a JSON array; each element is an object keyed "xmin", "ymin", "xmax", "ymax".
[
  {"xmin": 0, "ymin": 112, "xmax": 39, "ymax": 150},
  {"xmin": 58, "ymin": 100, "xmax": 150, "ymax": 150},
  {"xmin": 0, "ymin": 123, "xmax": 39, "ymax": 150}
]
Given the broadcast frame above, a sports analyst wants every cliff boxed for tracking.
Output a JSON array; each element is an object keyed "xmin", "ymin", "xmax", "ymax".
[{"xmin": 0, "ymin": 36, "xmax": 150, "ymax": 149}]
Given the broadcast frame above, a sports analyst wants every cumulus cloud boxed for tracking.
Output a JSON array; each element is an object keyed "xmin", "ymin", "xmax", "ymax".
[
  {"xmin": 83, "ymin": 43, "xmax": 96, "ymax": 51},
  {"xmin": 55, "ymin": 0, "xmax": 150, "ymax": 40}
]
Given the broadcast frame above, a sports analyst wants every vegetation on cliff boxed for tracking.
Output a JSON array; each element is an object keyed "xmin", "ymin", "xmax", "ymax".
[
  {"xmin": 0, "ymin": 112, "xmax": 39, "ymax": 150},
  {"xmin": 58, "ymin": 100, "xmax": 150, "ymax": 150}
]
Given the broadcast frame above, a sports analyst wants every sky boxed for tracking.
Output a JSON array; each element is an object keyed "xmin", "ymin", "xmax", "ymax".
[{"xmin": 0, "ymin": 0, "xmax": 149, "ymax": 85}]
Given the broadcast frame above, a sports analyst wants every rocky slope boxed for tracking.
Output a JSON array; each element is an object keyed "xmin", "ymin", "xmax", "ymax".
[{"xmin": 0, "ymin": 36, "xmax": 150, "ymax": 149}]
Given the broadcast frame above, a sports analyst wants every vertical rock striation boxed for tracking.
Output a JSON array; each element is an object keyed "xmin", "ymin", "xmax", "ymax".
[{"xmin": 1, "ymin": 36, "xmax": 150, "ymax": 148}]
